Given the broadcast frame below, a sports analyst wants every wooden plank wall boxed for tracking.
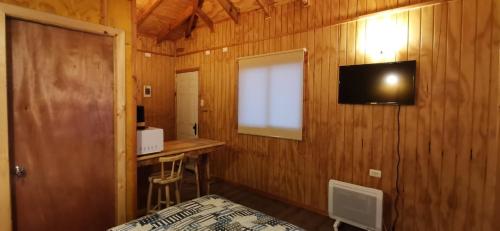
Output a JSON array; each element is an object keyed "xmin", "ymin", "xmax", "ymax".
[
  {"xmin": 173, "ymin": 0, "xmax": 500, "ymax": 230},
  {"xmin": 135, "ymin": 35, "xmax": 176, "ymax": 140}
]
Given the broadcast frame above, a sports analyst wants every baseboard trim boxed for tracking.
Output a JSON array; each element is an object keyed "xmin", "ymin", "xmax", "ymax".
[{"xmin": 212, "ymin": 177, "xmax": 329, "ymax": 217}]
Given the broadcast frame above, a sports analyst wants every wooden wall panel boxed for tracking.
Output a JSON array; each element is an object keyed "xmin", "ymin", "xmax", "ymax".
[
  {"xmin": 173, "ymin": 0, "xmax": 500, "ymax": 230},
  {"xmin": 135, "ymin": 35, "xmax": 176, "ymax": 140},
  {"xmin": 494, "ymin": 1, "xmax": 500, "ymax": 225},
  {"xmin": 104, "ymin": 0, "xmax": 135, "ymax": 220},
  {"xmin": 137, "ymin": 35, "xmax": 175, "ymax": 55}
]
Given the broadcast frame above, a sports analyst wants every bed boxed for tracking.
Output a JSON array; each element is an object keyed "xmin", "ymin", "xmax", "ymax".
[{"xmin": 109, "ymin": 195, "xmax": 304, "ymax": 231}]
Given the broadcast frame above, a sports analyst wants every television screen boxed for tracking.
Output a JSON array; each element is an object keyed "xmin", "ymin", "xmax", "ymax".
[{"xmin": 338, "ymin": 60, "xmax": 416, "ymax": 105}]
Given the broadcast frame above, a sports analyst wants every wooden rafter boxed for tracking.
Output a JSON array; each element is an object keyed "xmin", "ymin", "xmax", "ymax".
[
  {"xmin": 137, "ymin": 0, "xmax": 164, "ymax": 26},
  {"xmin": 185, "ymin": 15, "xmax": 197, "ymax": 38},
  {"xmin": 156, "ymin": 0, "xmax": 212, "ymax": 41},
  {"xmin": 156, "ymin": 3, "xmax": 195, "ymax": 42},
  {"xmin": 195, "ymin": 8, "xmax": 214, "ymax": 32},
  {"xmin": 185, "ymin": 0, "xmax": 203, "ymax": 38},
  {"xmin": 256, "ymin": 0, "xmax": 270, "ymax": 18},
  {"xmin": 216, "ymin": 0, "xmax": 240, "ymax": 23}
]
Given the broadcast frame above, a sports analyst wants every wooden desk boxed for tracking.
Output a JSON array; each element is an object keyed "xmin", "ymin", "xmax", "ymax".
[{"xmin": 137, "ymin": 138, "xmax": 225, "ymax": 195}]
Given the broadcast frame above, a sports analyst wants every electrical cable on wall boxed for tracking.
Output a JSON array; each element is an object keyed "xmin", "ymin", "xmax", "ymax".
[{"xmin": 391, "ymin": 105, "xmax": 401, "ymax": 231}]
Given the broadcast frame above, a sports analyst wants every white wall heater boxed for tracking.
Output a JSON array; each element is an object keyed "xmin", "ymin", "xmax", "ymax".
[{"xmin": 328, "ymin": 180, "xmax": 383, "ymax": 231}]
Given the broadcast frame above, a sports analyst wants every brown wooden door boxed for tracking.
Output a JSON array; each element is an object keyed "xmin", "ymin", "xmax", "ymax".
[{"xmin": 7, "ymin": 18, "xmax": 116, "ymax": 231}]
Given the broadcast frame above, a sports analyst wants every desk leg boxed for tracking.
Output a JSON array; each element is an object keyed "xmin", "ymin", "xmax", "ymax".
[{"xmin": 197, "ymin": 154, "xmax": 209, "ymax": 195}]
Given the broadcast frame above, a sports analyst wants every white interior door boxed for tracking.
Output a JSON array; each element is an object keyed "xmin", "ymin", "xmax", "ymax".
[{"xmin": 176, "ymin": 71, "xmax": 199, "ymax": 139}]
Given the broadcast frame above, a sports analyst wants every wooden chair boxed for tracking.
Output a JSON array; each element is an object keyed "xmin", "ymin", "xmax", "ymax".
[
  {"xmin": 184, "ymin": 154, "xmax": 210, "ymax": 197},
  {"xmin": 146, "ymin": 153, "xmax": 184, "ymax": 214}
]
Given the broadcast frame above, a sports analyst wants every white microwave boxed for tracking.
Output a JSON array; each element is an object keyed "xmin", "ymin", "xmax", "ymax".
[{"xmin": 137, "ymin": 127, "xmax": 164, "ymax": 155}]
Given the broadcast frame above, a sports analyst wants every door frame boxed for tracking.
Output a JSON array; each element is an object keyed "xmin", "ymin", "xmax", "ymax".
[
  {"xmin": 175, "ymin": 68, "xmax": 200, "ymax": 139},
  {"xmin": 0, "ymin": 3, "xmax": 127, "ymax": 230}
]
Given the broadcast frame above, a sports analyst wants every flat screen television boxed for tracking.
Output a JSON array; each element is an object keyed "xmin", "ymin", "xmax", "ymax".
[{"xmin": 338, "ymin": 60, "xmax": 416, "ymax": 105}]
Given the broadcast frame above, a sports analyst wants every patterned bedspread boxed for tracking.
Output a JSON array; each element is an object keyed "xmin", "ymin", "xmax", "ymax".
[{"xmin": 109, "ymin": 195, "xmax": 304, "ymax": 231}]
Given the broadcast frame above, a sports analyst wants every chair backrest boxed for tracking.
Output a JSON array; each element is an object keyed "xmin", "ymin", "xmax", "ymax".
[{"xmin": 159, "ymin": 153, "xmax": 185, "ymax": 181}]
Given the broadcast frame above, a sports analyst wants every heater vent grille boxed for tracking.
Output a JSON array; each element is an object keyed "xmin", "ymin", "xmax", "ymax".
[{"xmin": 328, "ymin": 180, "xmax": 383, "ymax": 231}]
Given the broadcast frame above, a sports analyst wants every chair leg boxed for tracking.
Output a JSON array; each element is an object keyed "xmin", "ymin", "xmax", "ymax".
[
  {"xmin": 147, "ymin": 181, "xmax": 153, "ymax": 214},
  {"xmin": 165, "ymin": 185, "xmax": 170, "ymax": 208},
  {"xmin": 175, "ymin": 182, "xmax": 181, "ymax": 204},
  {"xmin": 194, "ymin": 163, "xmax": 200, "ymax": 198},
  {"xmin": 157, "ymin": 187, "xmax": 162, "ymax": 210},
  {"xmin": 206, "ymin": 158, "xmax": 210, "ymax": 194},
  {"xmin": 179, "ymin": 176, "xmax": 183, "ymax": 195}
]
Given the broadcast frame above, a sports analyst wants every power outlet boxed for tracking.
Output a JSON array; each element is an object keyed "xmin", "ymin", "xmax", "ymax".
[{"xmin": 369, "ymin": 169, "xmax": 382, "ymax": 178}]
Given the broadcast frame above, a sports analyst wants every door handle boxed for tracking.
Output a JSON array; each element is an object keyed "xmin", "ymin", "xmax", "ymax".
[
  {"xmin": 193, "ymin": 123, "xmax": 197, "ymax": 136},
  {"xmin": 14, "ymin": 165, "xmax": 26, "ymax": 178}
]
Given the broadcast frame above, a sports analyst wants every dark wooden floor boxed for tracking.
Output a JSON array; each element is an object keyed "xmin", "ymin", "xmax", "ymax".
[{"xmin": 177, "ymin": 171, "xmax": 363, "ymax": 231}]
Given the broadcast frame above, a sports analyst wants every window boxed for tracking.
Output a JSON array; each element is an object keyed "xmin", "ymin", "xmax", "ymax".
[{"xmin": 237, "ymin": 49, "xmax": 305, "ymax": 140}]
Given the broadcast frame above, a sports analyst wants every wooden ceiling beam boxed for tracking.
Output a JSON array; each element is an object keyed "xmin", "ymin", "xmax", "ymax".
[
  {"xmin": 195, "ymin": 8, "xmax": 214, "ymax": 32},
  {"xmin": 256, "ymin": 0, "xmax": 271, "ymax": 19},
  {"xmin": 216, "ymin": 0, "xmax": 240, "ymax": 23},
  {"xmin": 185, "ymin": 14, "xmax": 197, "ymax": 38},
  {"xmin": 137, "ymin": 0, "xmax": 164, "ymax": 26},
  {"xmin": 185, "ymin": 0, "xmax": 203, "ymax": 38}
]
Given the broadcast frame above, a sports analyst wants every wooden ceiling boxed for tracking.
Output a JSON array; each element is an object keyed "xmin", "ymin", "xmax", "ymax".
[{"xmin": 136, "ymin": 0, "xmax": 307, "ymax": 42}]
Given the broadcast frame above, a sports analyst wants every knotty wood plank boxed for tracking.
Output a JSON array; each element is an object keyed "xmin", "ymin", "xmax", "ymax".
[
  {"xmin": 327, "ymin": 25, "xmax": 339, "ymax": 184},
  {"xmin": 439, "ymin": 2, "xmax": 461, "ymax": 230},
  {"xmin": 318, "ymin": 26, "xmax": 330, "ymax": 211},
  {"xmin": 364, "ymin": 19, "xmax": 381, "ymax": 190},
  {"xmin": 452, "ymin": 0, "xmax": 474, "ymax": 229},
  {"xmin": 351, "ymin": 23, "xmax": 364, "ymax": 187},
  {"xmin": 483, "ymin": 2, "xmax": 500, "ymax": 231},
  {"xmin": 335, "ymin": 23, "xmax": 348, "ymax": 182},
  {"xmin": 311, "ymin": 27, "xmax": 322, "ymax": 209},
  {"xmin": 394, "ymin": 11, "xmax": 408, "ymax": 231},
  {"xmin": 344, "ymin": 21, "xmax": 356, "ymax": 183},
  {"xmin": 400, "ymin": 8, "xmax": 420, "ymax": 231},
  {"xmin": 468, "ymin": 0, "xmax": 493, "ymax": 229},
  {"xmin": 379, "ymin": 17, "xmax": 400, "ymax": 227},
  {"xmin": 428, "ymin": 4, "xmax": 447, "ymax": 230},
  {"xmin": 414, "ymin": 6, "xmax": 433, "ymax": 231}
]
